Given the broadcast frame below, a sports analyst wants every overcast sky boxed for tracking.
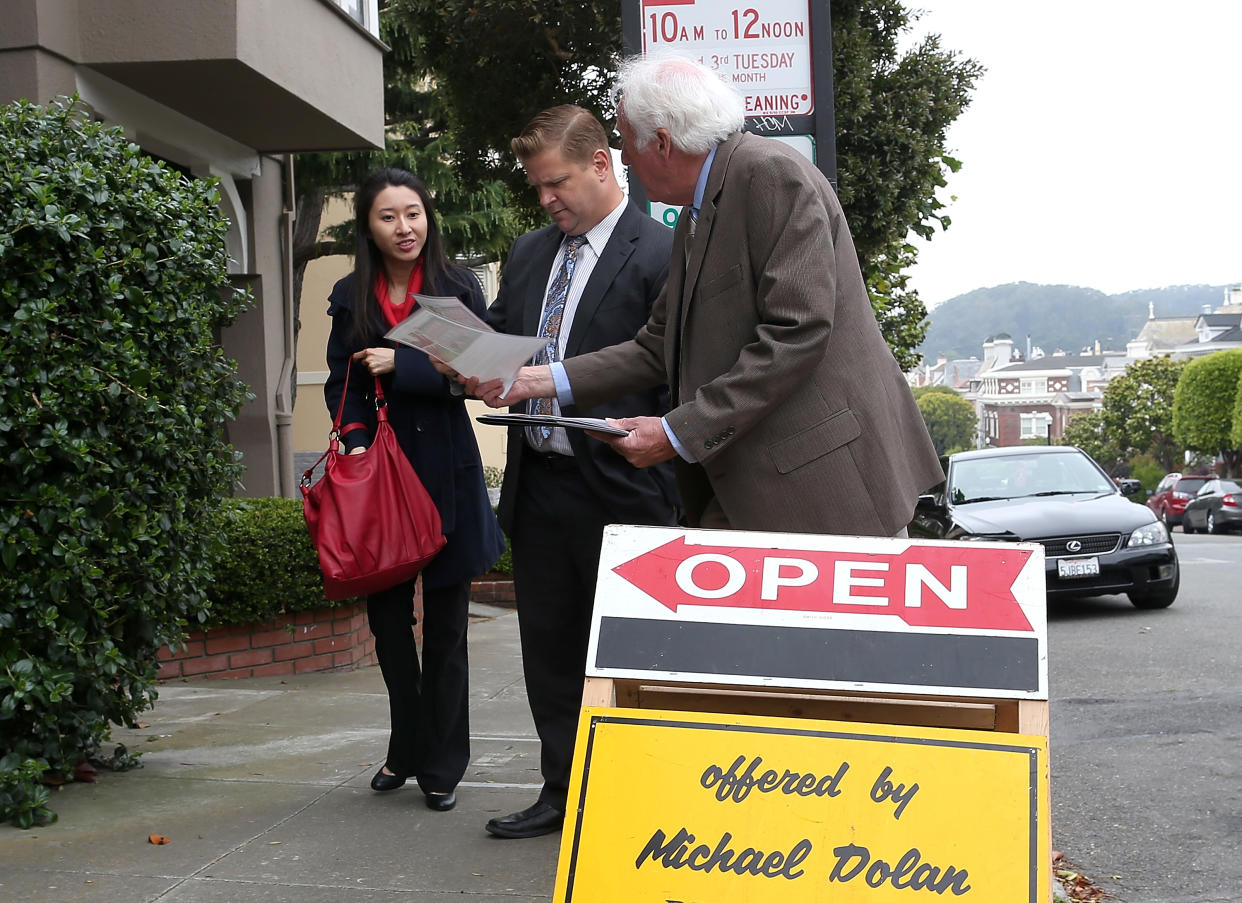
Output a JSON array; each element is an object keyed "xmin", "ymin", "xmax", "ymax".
[{"xmin": 900, "ymin": 0, "xmax": 1242, "ymax": 308}]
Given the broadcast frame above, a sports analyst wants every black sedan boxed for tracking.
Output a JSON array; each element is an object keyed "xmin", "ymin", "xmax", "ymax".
[
  {"xmin": 909, "ymin": 445, "xmax": 1179, "ymax": 609},
  {"xmin": 1182, "ymin": 478, "xmax": 1242, "ymax": 534}
]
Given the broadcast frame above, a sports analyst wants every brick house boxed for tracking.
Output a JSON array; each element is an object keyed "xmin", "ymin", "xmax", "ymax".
[{"xmin": 966, "ymin": 334, "xmax": 1120, "ymax": 448}]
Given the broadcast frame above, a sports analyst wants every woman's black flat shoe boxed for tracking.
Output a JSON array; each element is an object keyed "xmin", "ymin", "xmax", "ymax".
[
  {"xmin": 370, "ymin": 767, "xmax": 407, "ymax": 792},
  {"xmin": 424, "ymin": 790, "xmax": 456, "ymax": 811}
]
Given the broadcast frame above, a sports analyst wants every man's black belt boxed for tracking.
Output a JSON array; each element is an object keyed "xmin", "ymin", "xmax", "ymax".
[{"xmin": 522, "ymin": 444, "xmax": 577, "ymax": 471}]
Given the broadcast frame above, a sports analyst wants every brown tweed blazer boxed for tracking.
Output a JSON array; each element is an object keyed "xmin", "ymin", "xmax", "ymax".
[{"xmin": 563, "ymin": 132, "xmax": 943, "ymax": 535}]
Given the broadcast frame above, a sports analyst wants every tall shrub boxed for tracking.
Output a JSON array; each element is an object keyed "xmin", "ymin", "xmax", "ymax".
[
  {"xmin": 915, "ymin": 390, "xmax": 976, "ymax": 454},
  {"xmin": 0, "ymin": 97, "xmax": 248, "ymax": 825},
  {"xmin": 1172, "ymin": 350, "xmax": 1242, "ymax": 477}
]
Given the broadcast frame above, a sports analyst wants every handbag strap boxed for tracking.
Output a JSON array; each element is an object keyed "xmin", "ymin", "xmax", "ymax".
[
  {"xmin": 329, "ymin": 359, "xmax": 355, "ymax": 431},
  {"xmin": 301, "ymin": 361, "xmax": 387, "ymax": 489}
]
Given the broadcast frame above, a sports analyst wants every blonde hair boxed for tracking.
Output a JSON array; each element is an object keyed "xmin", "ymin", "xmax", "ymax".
[{"xmin": 511, "ymin": 105, "xmax": 610, "ymax": 166}]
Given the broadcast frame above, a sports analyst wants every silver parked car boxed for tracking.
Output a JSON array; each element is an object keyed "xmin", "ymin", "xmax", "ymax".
[{"xmin": 1181, "ymin": 479, "xmax": 1242, "ymax": 534}]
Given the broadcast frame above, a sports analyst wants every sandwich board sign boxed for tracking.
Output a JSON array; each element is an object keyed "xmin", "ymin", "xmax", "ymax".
[
  {"xmin": 586, "ymin": 525, "xmax": 1048, "ymax": 700},
  {"xmin": 553, "ymin": 707, "xmax": 1051, "ymax": 902}
]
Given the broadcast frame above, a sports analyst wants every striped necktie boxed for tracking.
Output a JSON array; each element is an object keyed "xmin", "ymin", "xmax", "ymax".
[{"xmin": 531, "ymin": 235, "xmax": 587, "ymax": 439}]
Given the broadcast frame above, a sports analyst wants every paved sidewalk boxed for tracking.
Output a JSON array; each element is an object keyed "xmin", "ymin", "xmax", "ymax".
[{"xmin": 0, "ymin": 604, "xmax": 562, "ymax": 902}]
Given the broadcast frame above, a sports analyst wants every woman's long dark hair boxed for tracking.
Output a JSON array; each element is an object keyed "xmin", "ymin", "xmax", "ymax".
[{"xmin": 348, "ymin": 168, "xmax": 471, "ymax": 349}]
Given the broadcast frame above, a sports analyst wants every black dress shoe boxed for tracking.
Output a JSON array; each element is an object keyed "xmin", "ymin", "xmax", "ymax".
[
  {"xmin": 370, "ymin": 767, "xmax": 407, "ymax": 792},
  {"xmin": 424, "ymin": 790, "xmax": 456, "ymax": 812},
  {"xmin": 485, "ymin": 800, "xmax": 564, "ymax": 838}
]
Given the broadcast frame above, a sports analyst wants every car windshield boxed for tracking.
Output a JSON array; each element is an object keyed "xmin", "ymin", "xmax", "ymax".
[
  {"xmin": 948, "ymin": 452, "xmax": 1115, "ymax": 504},
  {"xmin": 1175, "ymin": 477, "xmax": 1209, "ymax": 494}
]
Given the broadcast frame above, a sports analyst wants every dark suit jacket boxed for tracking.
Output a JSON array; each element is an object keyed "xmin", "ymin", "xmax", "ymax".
[
  {"xmin": 324, "ymin": 268, "xmax": 505, "ymax": 590},
  {"xmin": 488, "ymin": 201, "xmax": 678, "ymax": 532},
  {"xmin": 564, "ymin": 133, "xmax": 944, "ymax": 536}
]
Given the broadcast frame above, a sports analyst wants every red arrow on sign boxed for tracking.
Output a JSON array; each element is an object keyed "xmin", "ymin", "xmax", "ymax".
[{"xmin": 611, "ymin": 537, "xmax": 1034, "ymax": 632}]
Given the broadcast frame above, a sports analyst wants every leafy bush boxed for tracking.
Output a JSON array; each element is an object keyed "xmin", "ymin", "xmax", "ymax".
[
  {"xmin": 1173, "ymin": 350, "xmax": 1242, "ymax": 476},
  {"xmin": 205, "ymin": 498, "xmax": 354, "ymax": 626},
  {"xmin": 915, "ymin": 390, "xmax": 976, "ymax": 455},
  {"xmin": 492, "ymin": 538, "xmax": 513, "ymax": 576},
  {"xmin": 1231, "ymin": 368, "xmax": 1242, "ymax": 451},
  {"xmin": 1127, "ymin": 454, "xmax": 1164, "ymax": 494},
  {"xmin": 1059, "ymin": 410, "xmax": 1122, "ymax": 473},
  {"xmin": 0, "ymin": 97, "xmax": 248, "ymax": 825},
  {"xmin": 0, "ymin": 755, "xmax": 56, "ymax": 829},
  {"xmin": 205, "ymin": 495, "xmax": 513, "ymax": 613}
]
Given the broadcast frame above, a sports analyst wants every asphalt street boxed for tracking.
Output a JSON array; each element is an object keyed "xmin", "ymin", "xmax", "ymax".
[{"xmin": 1049, "ymin": 531, "xmax": 1242, "ymax": 903}]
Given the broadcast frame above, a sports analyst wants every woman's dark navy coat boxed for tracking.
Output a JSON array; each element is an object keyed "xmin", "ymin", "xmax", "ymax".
[{"xmin": 323, "ymin": 269, "xmax": 504, "ymax": 591}]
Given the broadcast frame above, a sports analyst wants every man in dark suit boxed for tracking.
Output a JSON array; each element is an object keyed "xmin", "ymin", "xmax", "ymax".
[
  {"xmin": 479, "ymin": 58, "xmax": 943, "ymax": 537},
  {"xmin": 482, "ymin": 106, "xmax": 678, "ymax": 839}
]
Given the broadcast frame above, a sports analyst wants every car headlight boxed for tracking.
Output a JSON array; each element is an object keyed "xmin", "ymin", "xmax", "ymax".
[{"xmin": 1127, "ymin": 521, "xmax": 1169, "ymax": 547}]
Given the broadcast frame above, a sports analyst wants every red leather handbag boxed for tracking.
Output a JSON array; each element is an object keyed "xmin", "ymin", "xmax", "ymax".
[{"xmin": 301, "ymin": 367, "xmax": 446, "ymax": 600}]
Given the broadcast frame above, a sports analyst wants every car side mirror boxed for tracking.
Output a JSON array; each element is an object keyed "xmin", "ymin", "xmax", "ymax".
[
  {"xmin": 1118, "ymin": 478, "xmax": 1142, "ymax": 496},
  {"xmin": 916, "ymin": 493, "xmax": 940, "ymax": 511}
]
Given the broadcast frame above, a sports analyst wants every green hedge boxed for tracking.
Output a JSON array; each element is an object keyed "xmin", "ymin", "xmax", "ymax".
[
  {"xmin": 205, "ymin": 493, "xmax": 514, "ymax": 626},
  {"xmin": 205, "ymin": 498, "xmax": 356, "ymax": 626},
  {"xmin": 0, "ymin": 97, "xmax": 248, "ymax": 827}
]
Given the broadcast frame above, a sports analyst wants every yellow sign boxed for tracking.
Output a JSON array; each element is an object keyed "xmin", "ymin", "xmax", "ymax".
[{"xmin": 554, "ymin": 708, "xmax": 1049, "ymax": 902}]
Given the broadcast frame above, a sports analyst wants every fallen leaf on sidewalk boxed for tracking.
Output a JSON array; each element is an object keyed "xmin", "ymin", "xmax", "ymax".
[
  {"xmin": 1054, "ymin": 855, "xmax": 1114, "ymax": 902},
  {"xmin": 148, "ymin": 834, "xmax": 170, "ymax": 845}
]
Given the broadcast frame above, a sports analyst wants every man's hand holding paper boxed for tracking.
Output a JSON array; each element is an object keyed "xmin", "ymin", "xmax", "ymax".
[
  {"xmin": 468, "ymin": 364, "xmax": 554, "ymax": 407},
  {"xmin": 592, "ymin": 416, "xmax": 677, "ymax": 467}
]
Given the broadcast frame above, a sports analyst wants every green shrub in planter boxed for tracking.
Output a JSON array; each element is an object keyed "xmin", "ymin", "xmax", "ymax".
[
  {"xmin": 0, "ymin": 97, "xmax": 248, "ymax": 826},
  {"xmin": 491, "ymin": 539, "xmax": 513, "ymax": 576},
  {"xmin": 206, "ymin": 498, "xmax": 354, "ymax": 626}
]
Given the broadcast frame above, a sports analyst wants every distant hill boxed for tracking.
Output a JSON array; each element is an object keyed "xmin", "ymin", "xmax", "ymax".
[{"xmin": 917, "ymin": 283, "xmax": 1227, "ymax": 364}]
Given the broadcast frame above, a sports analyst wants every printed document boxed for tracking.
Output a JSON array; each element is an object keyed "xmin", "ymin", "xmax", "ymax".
[{"xmin": 384, "ymin": 294, "xmax": 546, "ymax": 393}]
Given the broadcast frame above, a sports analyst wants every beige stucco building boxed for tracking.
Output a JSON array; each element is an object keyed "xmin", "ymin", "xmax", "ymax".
[{"xmin": 2, "ymin": 0, "xmax": 386, "ymax": 497}]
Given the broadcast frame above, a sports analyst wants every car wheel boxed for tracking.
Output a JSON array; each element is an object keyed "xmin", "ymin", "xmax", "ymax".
[
  {"xmin": 1207, "ymin": 511, "xmax": 1218, "ymax": 534},
  {"xmin": 1160, "ymin": 507, "xmax": 1170, "ymax": 526},
  {"xmin": 1129, "ymin": 569, "xmax": 1179, "ymax": 610}
]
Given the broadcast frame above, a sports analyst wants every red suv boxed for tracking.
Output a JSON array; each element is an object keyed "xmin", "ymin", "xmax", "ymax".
[{"xmin": 1147, "ymin": 473, "xmax": 1212, "ymax": 528}]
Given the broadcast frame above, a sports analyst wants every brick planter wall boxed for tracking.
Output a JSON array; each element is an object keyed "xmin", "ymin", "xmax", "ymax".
[
  {"xmin": 158, "ymin": 578, "xmax": 513, "ymax": 681},
  {"xmin": 157, "ymin": 599, "xmax": 384, "ymax": 680},
  {"xmin": 469, "ymin": 574, "xmax": 515, "ymax": 606}
]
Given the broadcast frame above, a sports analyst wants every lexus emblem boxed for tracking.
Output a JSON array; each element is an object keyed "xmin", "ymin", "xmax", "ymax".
[{"xmin": 1066, "ymin": 540, "xmax": 1083, "ymax": 553}]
